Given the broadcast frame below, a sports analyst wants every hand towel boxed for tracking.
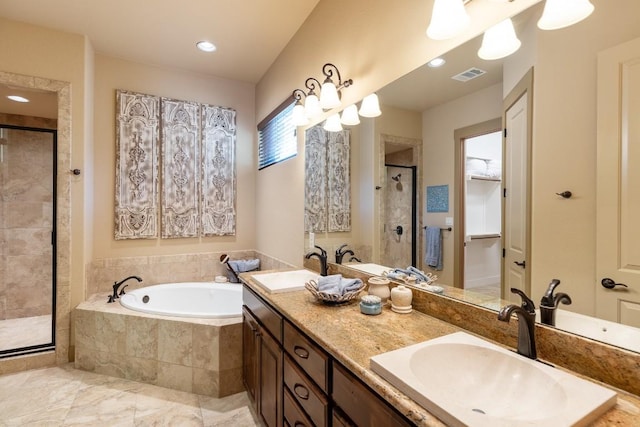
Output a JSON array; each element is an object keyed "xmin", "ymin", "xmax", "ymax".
[
  {"xmin": 227, "ymin": 258, "xmax": 261, "ymax": 282},
  {"xmin": 425, "ymin": 226, "xmax": 443, "ymax": 271},
  {"xmin": 317, "ymin": 274, "xmax": 343, "ymax": 295},
  {"xmin": 340, "ymin": 278, "xmax": 363, "ymax": 294}
]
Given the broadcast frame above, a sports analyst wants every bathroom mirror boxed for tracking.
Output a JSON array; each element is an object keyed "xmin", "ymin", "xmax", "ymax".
[{"xmin": 307, "ymin": 0, "xmax": 640, "ymax": 354}]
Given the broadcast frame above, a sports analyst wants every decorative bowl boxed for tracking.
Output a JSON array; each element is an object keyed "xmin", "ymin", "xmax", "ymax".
[{"xmin": 304, "ymin": 279, "xmax": 365, "ymax": 304}]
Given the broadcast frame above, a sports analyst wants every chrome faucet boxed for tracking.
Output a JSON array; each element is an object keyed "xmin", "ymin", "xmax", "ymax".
[
  {"xmin": 109, "ymin": 275, "xmax": 142, "ymax": 303},
  {"xmin": 335, "ymin": 244, "xmax": 355, "ymax": 265},
  {"xmin": 498, "ymin": 288, "xmax": 537, "ymax": 359},
  {"xmin": 305, "ymin": 245, "xmax": 328, "ymax": 276},
  {"xmin": 539, "ymin": 279, "xmax": 572, "ymax": 327}
]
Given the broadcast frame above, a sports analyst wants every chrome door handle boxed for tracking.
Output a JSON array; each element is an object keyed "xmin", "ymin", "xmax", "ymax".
[{"xmin": 601, "ymin": 278, "xmax": 628, "ymax": 289}]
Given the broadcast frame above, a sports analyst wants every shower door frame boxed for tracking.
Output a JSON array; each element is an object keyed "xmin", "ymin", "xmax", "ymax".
[
  {"xmin": 382, "ymin": 163, "xmax": 418, "ymax": 267},
  {"xmin": 0, "ymin": 124, "xmax": 57, "ymax": 358}
]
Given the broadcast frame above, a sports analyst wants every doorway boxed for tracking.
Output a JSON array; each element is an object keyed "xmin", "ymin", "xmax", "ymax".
[{"xmin": 0, "ymin": 124, "xmax": 57, "ymax": 358}]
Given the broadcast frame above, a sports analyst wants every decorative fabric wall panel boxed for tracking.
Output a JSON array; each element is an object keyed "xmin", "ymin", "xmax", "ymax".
[
  {"xmin": 201, "ymin": 105, "xmax": 237, "ymax": 236},
  {"xmin": 115, "ymin": 90, "xmax": 159, "ymax": 239},
  {"xmin": 327, "ymin": 131, "xmax": 351, "ymax": 232},
  {"xmin": 304, "ymin": 125, "xmax": 328, "ymax": 232},
  {"xmin": 161, "ymin": 98, "xmax": 201, "ymax": 238}
]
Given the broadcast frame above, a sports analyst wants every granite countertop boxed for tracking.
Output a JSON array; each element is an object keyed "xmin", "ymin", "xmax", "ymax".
[{"xmin": 241, "ymin": 272, "xmax": 640, "ymax": 427}]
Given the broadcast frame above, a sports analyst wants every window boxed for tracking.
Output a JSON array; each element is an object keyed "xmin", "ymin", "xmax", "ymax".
[{"xmin": 258, "ymin": 96, "xmax": 297, "ymax": 170}]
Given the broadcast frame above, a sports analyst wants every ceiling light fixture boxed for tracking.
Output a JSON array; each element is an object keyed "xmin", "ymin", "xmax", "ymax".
[
  {"xmin": 196, "ymin": 40, "xmax": 217, "ymax": 52},
  {"xmin": 7, "ymin": 95, "xmax": 29, "ymax": 103},
  {"xmin": 537, "ymin": 0, "xmax": 595, "ymax": 30},
  {"xmin": 426, "ymin": 0, "xmax": 470, "ymax": 40},
  {"xmin": 427, "ymin": 57, "xmax": 446, "ymax": 68},
  {"xmin": 478, "ymin": 18, "xmax": 521, "ymax": 60}
]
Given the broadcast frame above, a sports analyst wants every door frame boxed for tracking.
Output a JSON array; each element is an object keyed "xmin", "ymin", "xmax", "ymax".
[{"xmin": 453, "ymin": 118, "xmax": 502, "ymax": 288}]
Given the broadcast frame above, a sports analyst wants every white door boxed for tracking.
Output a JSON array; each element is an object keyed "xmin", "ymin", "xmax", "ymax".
[
  {"xmin": 503, "ymin": 93, "xmax": 530, "ymax": 301},
  {"xmin": 596, "ymin": 37, "xmax": 640, "ymax": 327}
]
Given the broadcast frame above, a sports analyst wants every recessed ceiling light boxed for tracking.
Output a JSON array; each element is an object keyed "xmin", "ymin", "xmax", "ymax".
[
  {"xmin": 7, "ymin": 95, "xmax": 29, "ymax": 103},
  {"xmin": 427, "ymin": 57, "xmax": 446, "ymax": 68},
  {"xmin": 196, "ymin": 41, "xmax": 217, "ymax": 52}
]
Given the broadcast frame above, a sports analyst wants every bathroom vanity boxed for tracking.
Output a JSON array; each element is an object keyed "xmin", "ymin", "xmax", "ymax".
[{"xmin": 240, "ymin": 271, "xmax": 640, "ymax": 426}]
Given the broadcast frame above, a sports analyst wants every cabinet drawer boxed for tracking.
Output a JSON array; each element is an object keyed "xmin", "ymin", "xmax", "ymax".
[
  {"xmin": 243, "ymin": 285, "xmax": 282, "ymax": 343},
  {"xmin": 332, "ymin": 362, "xmax": 411, "ymax": 427},
  {"xmin": 283, "ymin": 321, "xmax": 329, "ymax": 392},
  {"xmin": 284, "ymin": 354, "xmax": 329, "ymax": 427},
  {"xmin": 284, "ymin": 387, "xmax": 314, "ymax": 427}
]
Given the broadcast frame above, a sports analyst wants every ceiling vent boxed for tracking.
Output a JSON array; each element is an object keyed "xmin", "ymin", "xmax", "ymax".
[{"xmin": 451, "ymin": 67, "xmax": 487, "ymax": 82}]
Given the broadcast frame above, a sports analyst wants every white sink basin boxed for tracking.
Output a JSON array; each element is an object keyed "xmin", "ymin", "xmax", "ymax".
[
  {"xmin": 370, "ymin": 332, "xmax": 617, "ymax": 426},
  {"xmin": 250, "ymin": 269, "xmax": 319, "ymax": 293}
]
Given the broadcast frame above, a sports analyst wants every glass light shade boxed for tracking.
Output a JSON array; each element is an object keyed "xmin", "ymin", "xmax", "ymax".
[
  {"xmin": 319, "ymin": 81, "xmax": 341, "ymax": 109},
  {"xmin": 537, "ymin": 0, "xmax": 594, "ymax": 30},
  {"xmin": 340, "ymin": 105, "xmax": 360, "ymax": 126},
  {"xmin": 323, "ymin": 114, "xmax": 343, "ymax": 132},
  {"xmin": 304, "ymin": 94, "xmax": 322, "ymax": 118},
  {"xmin": 426, "ymin": 0, "xmax": 470, "ymax": 40},
  {"xmin": 359, "ymin": 93, "xmax": 381, "ymax": 118},
  {"xmin": 478, "ymin": 19, "xmax": 522, "ymax": 60},
  {"xmin": 292, "ymin": 103, "xmax": 309, "ymax": 126}
]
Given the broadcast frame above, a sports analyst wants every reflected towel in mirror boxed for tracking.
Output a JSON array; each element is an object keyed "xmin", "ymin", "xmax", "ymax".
[{"xmin": 425, "ymin": 226, "xmax": 443, "ymax": 271}]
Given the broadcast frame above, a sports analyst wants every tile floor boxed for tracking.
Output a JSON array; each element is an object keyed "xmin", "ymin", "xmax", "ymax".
[{"xmin": 0, "ymin": 363, "xmax": 260, "ymax": 426}]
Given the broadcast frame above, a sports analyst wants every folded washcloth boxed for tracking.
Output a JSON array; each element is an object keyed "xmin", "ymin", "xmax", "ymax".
[
  {"xmin": 424, "ymin": 284, "xmax": 444, "ymax": 294},
  {"xmin": 407, "ymin": 266, "xmax": 431, "ymax": 283},
  {"xmin": 340, "ymin": 278, "xmax": 363, "ymax": 294},
  {"xmin": 385, "ymin": 271, "xmax": 406, "ymax": 281},
  {"xmin": 317, "ymin": 274, "xmax": 342, "ymax": 294},
  {"xmin": 227, "ymin": 259, "xmax": 260, "ymax": 283}
]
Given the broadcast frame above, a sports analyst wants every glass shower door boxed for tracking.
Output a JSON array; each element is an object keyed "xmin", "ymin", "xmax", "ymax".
[{"xmin": 0, "ymin": 125, "xmax": 56, "ymax": 357}]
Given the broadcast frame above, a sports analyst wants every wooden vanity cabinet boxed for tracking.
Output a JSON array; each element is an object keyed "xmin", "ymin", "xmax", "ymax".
[
  {"xmin": 242, "ymin": 283, "xmax": 413, "ymax": 427},
  {"xmin": 242, "ymin": 287, "xmax": 284, "ymax": 427}
]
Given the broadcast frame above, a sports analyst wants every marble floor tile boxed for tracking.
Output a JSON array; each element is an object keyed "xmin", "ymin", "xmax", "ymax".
[{"xmin": 0, "ymin": 364, "xmax": 259, "ymax": 426}]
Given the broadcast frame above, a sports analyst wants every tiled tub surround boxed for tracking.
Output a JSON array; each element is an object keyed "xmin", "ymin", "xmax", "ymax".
[
  {"xmin": 85, "ymin": 250, "xmax": 294, "ymax": 297},
  {"xmin": 74, "ymin": 292, "xmax": 243, "ymax": 398},
  {"xmin": 243, "ymin": 272, "xmax": 640, "ymax": 426}
]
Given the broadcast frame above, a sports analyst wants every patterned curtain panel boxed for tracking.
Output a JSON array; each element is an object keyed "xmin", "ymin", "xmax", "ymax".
[
  {"xmin": 201, "ymin": 105, "xmax": 237, "ymax": 236},
  {"xmin": 327, "ymin": 130, "xmax": 351, "ymax": 232},
  {"xmin": 304, "ymin": 125, "xmax": 327, "ymax": 232},
  {"xmin": 304, "ymin": 125, "xmax": 351, "ymax": 232},
  {"xmin": 115, "ymin": 90, "xmax": 159, "ymax": 239},
  {"xmin": 160, "ymin": 98, "xmax": 200, "ymax": 238}
]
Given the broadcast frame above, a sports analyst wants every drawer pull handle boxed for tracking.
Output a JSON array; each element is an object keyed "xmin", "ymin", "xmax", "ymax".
[
  {"xmin": 294, "ymin": 422, "xmax": 306, "ymax": 427},
  {"xmin": 293, "ymin": 345, "xmax": 309, "ymax": 359},
  {"xmin": 293, "ymin": 383, "xmax": 310, "ymax": 400}
]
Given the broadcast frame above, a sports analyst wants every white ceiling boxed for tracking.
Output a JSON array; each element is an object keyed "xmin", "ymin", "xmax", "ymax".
[{"xmin": 0, "ymin": 0, "xmax": 321, "ymax": 83}]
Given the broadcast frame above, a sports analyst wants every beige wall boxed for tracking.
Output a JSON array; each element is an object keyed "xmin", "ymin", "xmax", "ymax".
[
  {"xmin": 530, "ymin": 0, "xmax": 640, "ymax": 315},
  {"xmin": 422, "ymin": 83, "xmax": 503, "ymax": 286},
  {"xmin": 255, "ymin": 0, "xmax": 541, "ymax": 266},
  {"xmin": 92, "ymin": 55, "xmax": 256, "ymax": 272},
  {"xmin": 0, "ymin": 17, "xmax": 92, "ymax": 323}
]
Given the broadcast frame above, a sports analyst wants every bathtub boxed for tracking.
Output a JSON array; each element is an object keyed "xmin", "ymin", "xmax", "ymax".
[{"xmin": 119, "ymin": 282, "xmax": 242, "ymax": 318}]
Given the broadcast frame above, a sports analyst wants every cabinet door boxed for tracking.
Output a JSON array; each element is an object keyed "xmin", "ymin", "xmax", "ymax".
[
  {"xmin": 332, "ymin": 363, "xmax": 411, "ymax": 427},
  {"xmin": 259, "ymin": 326, "xmax": 284, "ymax": 427},
  {"xmin": 242, "ymin": 307, "xmax": 259, "ymax": 403}
]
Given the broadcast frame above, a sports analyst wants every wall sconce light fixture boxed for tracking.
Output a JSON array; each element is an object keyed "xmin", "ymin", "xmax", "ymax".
[
  {"xmin": 320, "ymin": 63, "xmax": 353, "ymax": 110},
  {"xmin": 358, "ymin": 93, "xmax": 382, "ymax": 118},
  {"xmin": 537, "ymin": 0, "xmax": 594, "ymax": 30},
  {"xmin": 426, "ymin": 0, "xmax": 470, "ymax": 40},
  {"xmin": 478, "ymin": 18, "xmax": 521, "ymax": 60}
]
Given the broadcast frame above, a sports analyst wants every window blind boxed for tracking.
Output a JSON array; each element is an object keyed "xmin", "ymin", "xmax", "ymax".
[{"xmin": 258, "ymin": 96, "xmax": 297, "ymax": 170}]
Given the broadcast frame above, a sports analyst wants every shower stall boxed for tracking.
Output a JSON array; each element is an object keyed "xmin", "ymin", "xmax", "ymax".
[
  {"xmin": 0, "ymin": 124, "xmax": 56, "ymax": 357},
  {"xmin": 381, "ymin": 164, "xmax": 417, "ymax": 268}
]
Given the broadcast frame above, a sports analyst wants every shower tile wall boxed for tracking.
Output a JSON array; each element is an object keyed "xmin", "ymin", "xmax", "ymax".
[{"xmin": 0, "ymin": 115, "xmax": 56, "ymax": 321}]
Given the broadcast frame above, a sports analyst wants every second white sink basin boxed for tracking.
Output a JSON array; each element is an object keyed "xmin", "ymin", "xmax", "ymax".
[
  {"xmin": 250, "ymin": 269, "xmax": 319, "ymax": 293},
  {"xmin": 370, "ymin": 332, "xmax": 616, "ymax": 426}
]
